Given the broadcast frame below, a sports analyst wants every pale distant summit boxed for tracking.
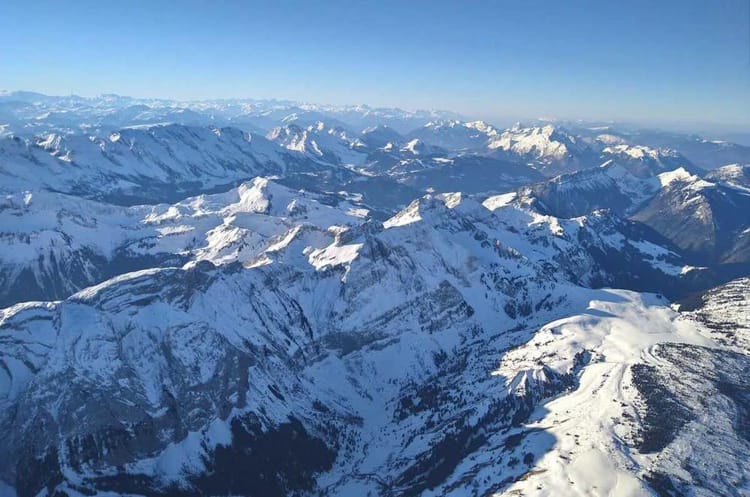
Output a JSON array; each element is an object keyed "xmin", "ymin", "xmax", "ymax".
[{"xmin": 486, "ymin": 123, "xmax": 592, "ymax": 174}]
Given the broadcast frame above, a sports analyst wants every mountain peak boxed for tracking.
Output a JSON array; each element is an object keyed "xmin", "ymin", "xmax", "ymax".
[
  {"xmin": 657, "ymin": 167, "xmax": 709, "ymax": 188},
  {"xmin": 487, "ymin": 123, "xmax": 585, "ymax": 171}
]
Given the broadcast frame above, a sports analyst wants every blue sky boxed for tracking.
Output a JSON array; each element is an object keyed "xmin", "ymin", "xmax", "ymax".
[{"xmin": 1, "ymin": 0, "xmax": 748, "ymax": 127}]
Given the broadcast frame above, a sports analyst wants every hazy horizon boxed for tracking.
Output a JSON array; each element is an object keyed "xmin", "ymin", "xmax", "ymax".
[
  {"xmin": 2, "ymin": 0, "xmax": 749, "ymax": 131},
  {"xmin": 3, "ymin": 86, "xmax": 749, "ymax": 144}
]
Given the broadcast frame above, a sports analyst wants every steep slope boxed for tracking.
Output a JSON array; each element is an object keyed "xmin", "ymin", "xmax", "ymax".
[
  {"xmin": 518, "ymin": 161, "xmax": 659, "ymax": 218},
  {"xmin": 0, "ymin": 166, "xmax": 715, "ymax": 312},
  {"xmin": 706, "ymin": 163, "xmax": 750, "ymax": 188},
  {"xmin": 0, "ymin": 124, "xmax": 325, "ymax": 203},
  {"xmin": 679, "ymin": 276, "xmax": 750, "ymax": 349},
  {"xmin": 498, "ymin": 282, "xmax": 750, "ymax": 497},
  {"xmin": 358, "ymin": 125, "xmax": 404, "ymax": 148},
  {"xmin": 266, "ymin": 121, "xmax": 367, "ymax": 166},
  {"xmin": 1, "ymin": 191, "xmax": 600, "ymax": 496},
  {"xmin": 0, "ymin": 122, "xmax": 424, "ymax": 218},
  {"xmin": 358, "ymin": 149, "xmax": 542, "ymax": 198},
  {"xmin": 394, "ymin": 155, "xmax": 543, "ymax": 195},
  {"xmin": 630, "ymin": 168, "xmax": 750, "ymax": 265},
  {"xmin": 2, "ymin": 91, "xmax": 749, "ymax": 497},
  {"xmin": 399, "ymin": 138, "xmax": 445, "ymax": 157},
  {"xmin": 600, "ymin": 144, "xmax": 698, "ymax": 178},
  {"xmin": 511, "ymin": 163, "xmax": 750, "ymax": 289}
]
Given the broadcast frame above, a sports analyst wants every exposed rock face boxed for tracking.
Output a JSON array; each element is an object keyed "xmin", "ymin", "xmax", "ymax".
[{"xmin": 631, "ymin": 170, "xmax": 750, "ymax": 264}]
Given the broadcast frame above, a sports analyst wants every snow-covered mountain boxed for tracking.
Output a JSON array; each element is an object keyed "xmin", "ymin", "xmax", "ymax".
[
  {"xmin": 406, "ymin": 120, "xmax": 500, "ymax": 151},
  {"xmin": 0, "ymin": 123, "xmax": 428, "ymax": 217},
  {"xmin": 599, "ymin": 143, "xmax": 698, "ymax": 178},
  {"xmin": 404, "ymin": 155, "xmax": 542, "ymax": 193},
  {"xmin": 623, "ymin": 129, "xmax": 750, "ymax": 170},
  {"xmin": 2, "ymin": 90, "xmax": 750, "ymax": 497},
  {"xmin": 266, "ymin": 121, "xmax": 367, "ymax": 166},
  {"xmin": 0, "ymin": 124, "xmax": 319, "ymax": 203},
  {"xmin": 359, "ymin": 124, "xmax": 404, "ymax": 149},
  {"xmin": 706, "ymin": 163, "xmax": 750, "ymax": 188},
  {"xmin": 497, "ymin": 277, "xmax": 750, "ymax": 497},
  {"xmin": 306, "ymin": 104, "xmax": 464, "ymax": 134},
  {"xmin": 0, "ymin": 178, "xmax": 368, "ymax": 308},
  {"xmin": 398, "ymin": 138, "xmax": 444, "ymax": 157},
  {"xmin": 0, "ymin": 185, "xmax": 744, "ymax": 496},
  {"xmin": 517, "ymin": 161, "xmax": 750, "ymax": 272},
  {"xmin": 518, "ymin": 161, "xmax": 660, "ymax": 218},
  {"xmin": 487, "ymin": 123, "xmax": 599, "ymax": 175},
  {"xmin": 631, "ymin": 168, "xmax": 750, "ymax": 264}
]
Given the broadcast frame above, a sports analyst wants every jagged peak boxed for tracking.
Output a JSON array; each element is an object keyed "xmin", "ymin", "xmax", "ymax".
[
  {"xmin": 36, "ymin": 132, "xmax": 65, "ymax": 149},
  {"xmin": 384, "ymin": 191, "xmax": 486, "ymax": 229}
]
